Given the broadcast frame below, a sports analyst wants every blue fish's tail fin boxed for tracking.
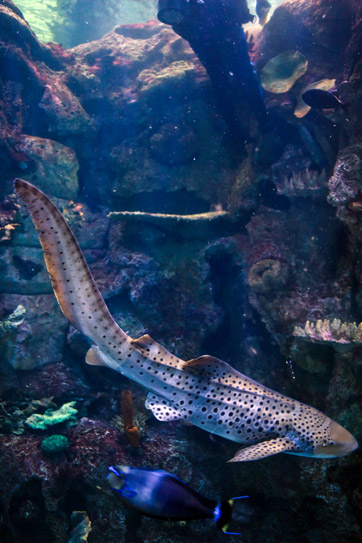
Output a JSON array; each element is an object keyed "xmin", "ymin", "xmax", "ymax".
[{"xmin": 214, "ymin": 496, "xmax": 249, "ymax": 534}]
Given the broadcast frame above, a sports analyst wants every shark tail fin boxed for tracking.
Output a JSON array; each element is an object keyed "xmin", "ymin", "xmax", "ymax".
[
  {"xmin": 227, "ymin": 437, "xmax": 295, "ymax": 462},
  {"xmin": 14, "ymin": 179, "xmax": 127, "ymax": 346}
]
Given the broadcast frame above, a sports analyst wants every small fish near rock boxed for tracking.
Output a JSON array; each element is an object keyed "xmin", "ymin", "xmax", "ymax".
[{"xmin": 302, "ymin": 88, "xmax": 344, "ymax": 110}]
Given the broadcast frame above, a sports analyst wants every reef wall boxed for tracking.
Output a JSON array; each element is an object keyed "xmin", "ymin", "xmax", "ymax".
[{"xmin": 0, "ymin": 0, "xmax": 362, "ymax": 542}]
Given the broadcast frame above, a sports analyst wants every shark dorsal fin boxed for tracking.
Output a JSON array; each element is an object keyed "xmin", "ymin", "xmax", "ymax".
[
  {"xmin": 183, "ymin": 355, "xmax": 294, "ymax": 405},
  {"xmin": 183, "ymin": 355, "xmax": 261, "ymax": 389},
  {"xmin": 131, "ymin": 334, "xmax": 156, "ymax": 349},
  {"xmin": 183, "ymin": 354, "xmax": 232, "ymax": 374},
  {"xmin": 131, "ymin": 334, "xmax": 184, "ymax": 370},
  {"xmin": 228, "ymin": 438, "xmax": 296, "ymax": 462}
]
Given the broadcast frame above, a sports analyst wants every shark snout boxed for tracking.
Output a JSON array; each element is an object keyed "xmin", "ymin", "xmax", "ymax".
[{"xmin": 314, "ymin": 420, "xmax": 358, "ymax": 458}]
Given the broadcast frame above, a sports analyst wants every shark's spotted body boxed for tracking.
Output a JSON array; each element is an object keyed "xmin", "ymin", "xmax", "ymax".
[{"xmin": 14, "ymin": 179, "xmax": 358, "ymax": 462}]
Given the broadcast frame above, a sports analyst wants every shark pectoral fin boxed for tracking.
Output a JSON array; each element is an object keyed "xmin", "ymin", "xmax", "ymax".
[
  {"xmin": 145, "ymin": 393, "xmax": 185, "ymax": 422},
  {"xmin": 228, "ymin": 438, "xmax": 294, "ymax": 462},
  {"xmin": 85, "ymin": 346, "xmax": 110, "ymax": 367}
]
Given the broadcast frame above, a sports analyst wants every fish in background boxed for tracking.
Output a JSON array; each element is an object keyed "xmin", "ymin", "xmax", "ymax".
[
  {"xmin": 255, "ymin": 0, "xmax": 271, "ymax": 26},
  {"xmin": 302, "ymin": 89, "xmax": 348, "ymax": 110},
  {"xmin": 107, "ymin": 465, "xmax": 249, "ymax": 534},
  {"xmin": 14, "ymin": 179, "xmax": 358, "ymax": 462}
]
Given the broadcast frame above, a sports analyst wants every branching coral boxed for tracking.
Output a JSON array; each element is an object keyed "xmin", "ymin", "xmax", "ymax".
[
  {"xmin": 293, "ymin": 318, "xmax": 362, "ymax": 346},
  {"xmin": 279, "ymin": 169, "xmax": 328, "ymax": 198}
]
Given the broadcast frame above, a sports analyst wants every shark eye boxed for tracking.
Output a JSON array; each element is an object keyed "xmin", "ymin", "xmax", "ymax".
[{"xmin": 330, "ymin": 441, "xmax": 335, "ymax": 446}]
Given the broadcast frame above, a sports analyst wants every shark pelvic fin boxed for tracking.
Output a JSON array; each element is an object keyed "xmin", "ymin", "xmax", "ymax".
[
  {"xmin": 228, "ymin": 438, "xmax": 294, "ymax": 462},
  {"xmin": 85, "ymin": 346, "xmax": 110, "ymax": 367},
  {"xmin": 145, "ymin": 393, "xmax": 186, "ymax": 421}
]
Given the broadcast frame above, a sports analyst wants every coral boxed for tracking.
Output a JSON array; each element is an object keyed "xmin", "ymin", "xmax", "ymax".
[
  {"xmin": 69, "ymin": 511, "xmax": 92, "ymax": 543},
  {"xmin": 108, "ymin": 210, "xmax": 233, "ymax": 241},
  {"xmin": 0, "ymin": 397, "xmax": 59, "ymax": 435},
  {"xmin": 293, "ymin": 318, "xmax": 362, "ymax": 347},
  {"xmin": 247, "ymin": 258, "xmax": 289, "ymax": 296},
  {"xmin": 328, "ymin": 142, "xmax": 362, "ymax": 208},
  {"xmin": 119, "ymin": 389, "xmax": 140, "ymax": 448},
  {"xmin": 260, "ymin": 51, "xmax": 308, "ymax": 93},
  {"xmin": 41, "ymin": 434, "xmax": 70, "ymax": 456},
  {"xmin": 25, "ymin": 401, "xmax": 78, "ymax": 430},
  {"xmin": 277, "ymin": 168, "xmax": 328, "ymax": 198},
  {"xmin": 0, "ymin": 304, "xmax": 25, "ymax": 334},
  {"xmin": 112, "ymin": 412, "xmax": 148, "ymax": 438}
]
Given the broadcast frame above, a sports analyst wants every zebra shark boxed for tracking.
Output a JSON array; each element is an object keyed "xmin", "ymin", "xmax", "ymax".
[{"xmin": 14, "ymin": 179, "xmax": 358, "ymax": 462}]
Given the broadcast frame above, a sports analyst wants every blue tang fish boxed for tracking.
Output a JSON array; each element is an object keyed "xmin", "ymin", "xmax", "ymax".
[{"xmin": 107, "ymin": 465, "xmax": 248, "ymax": 533}]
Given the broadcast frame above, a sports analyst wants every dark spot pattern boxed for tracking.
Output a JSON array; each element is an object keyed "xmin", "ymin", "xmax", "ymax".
[{"xmin": 15, "ymin": 178, "xmax": 338, "ymax": 462}]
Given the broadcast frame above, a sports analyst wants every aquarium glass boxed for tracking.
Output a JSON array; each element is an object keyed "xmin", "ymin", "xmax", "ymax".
[{"xmin": 0, "ymin": 1, "xmax": 361, "ymax": 542}]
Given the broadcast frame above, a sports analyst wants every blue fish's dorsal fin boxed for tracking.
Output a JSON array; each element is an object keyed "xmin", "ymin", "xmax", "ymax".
[
  {"xmin": 145, "ymin": 393, "xmax": 187, "ymax": 421},
  {"xmin": 228, "ymin": 438, "xmax": 295, "ymax": 462}
]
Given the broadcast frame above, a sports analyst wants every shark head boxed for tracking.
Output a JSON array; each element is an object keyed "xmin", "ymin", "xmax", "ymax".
[{"xmin": 313, "ymin": 419, "xmax": 358, "ymax": 458}]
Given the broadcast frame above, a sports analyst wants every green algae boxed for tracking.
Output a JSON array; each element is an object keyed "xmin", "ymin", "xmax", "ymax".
[
  {"xmin": 41, "ymin": 434, "xmax": 70, "ymax": 456},
  {"xmin": 25, "ymin": 401, "xmax": 78, "ymax": 430}
]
